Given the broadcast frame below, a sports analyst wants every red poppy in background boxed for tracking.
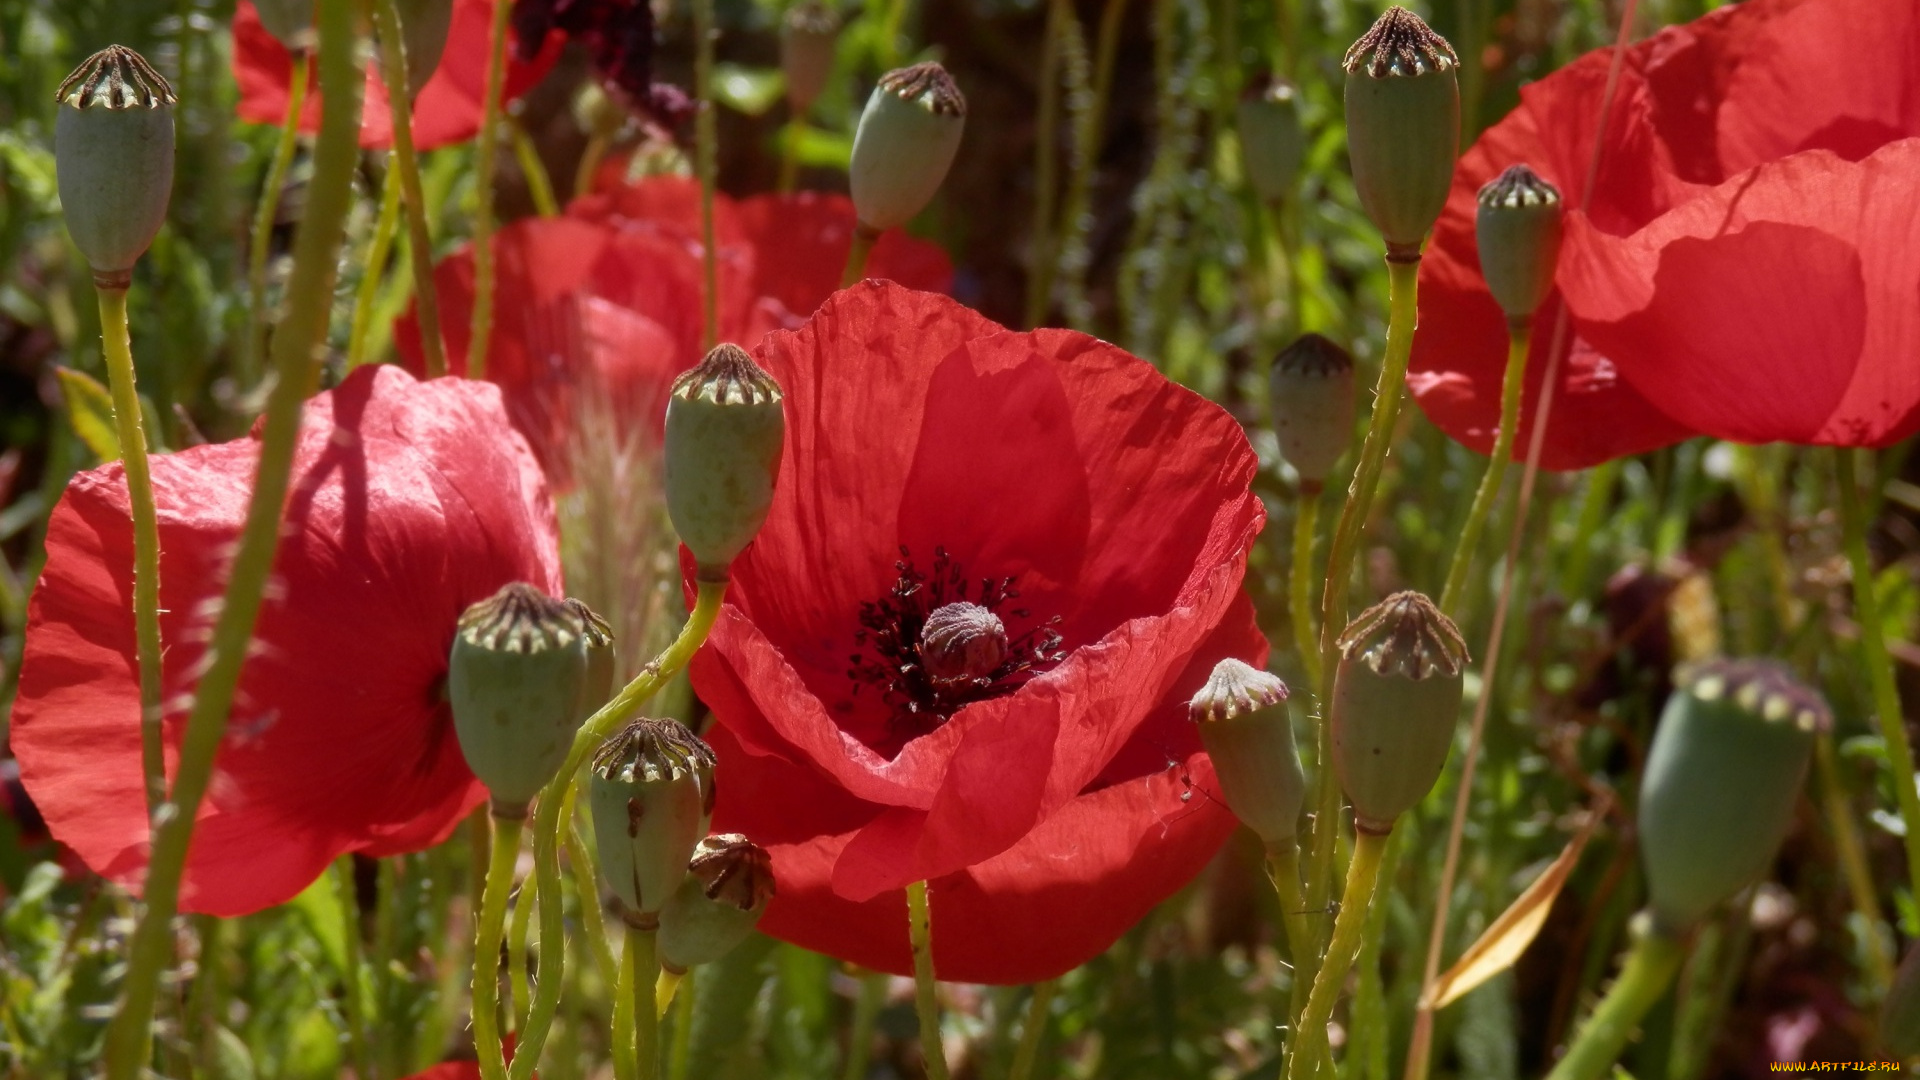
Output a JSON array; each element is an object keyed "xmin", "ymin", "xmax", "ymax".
[
  {"xmin": 395, "ymin": 175, "xmax": 952, "ymax": 478},
  {"xmin": 8, "ymin": 367, "xmax": 561, "ymax": 916},
  {"xmin": 232, "ymin": 0, "xmax": 560, "ymax": 150},
  {"xmin": 690, "ymin": 282, "xmax": 1265, "ymax": 984},
  {"xmin": 1408, "ymin": 0, "xmax": 1920, "ymax": 468}
]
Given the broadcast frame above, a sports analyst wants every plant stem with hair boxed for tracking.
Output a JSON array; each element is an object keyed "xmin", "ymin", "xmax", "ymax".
[
  {"xmin": 1544, "ymin": 925, "xmax": 1686, "ymax": 1080},
  {"xmin": 1440, "ymin": 324, "xmax": 1530, "ymax": 613},
  {"xmin": 908, "ymin": 879, "xmax": 950, "ymax": 1080},
  {"xmin": 632, "ymin": 924, "xmax": 662, "ymax": 1080},
  {"xmin": 1287, "ymin": 829, "xmax": 1390, "ymax": 1080},
  {"xmin": 473, "ymin": 814, "xmax": 524, "ymax": 1080},
  {"xmin": 371, "ymin": 0, "xmax": 448, "ymax": 376}
]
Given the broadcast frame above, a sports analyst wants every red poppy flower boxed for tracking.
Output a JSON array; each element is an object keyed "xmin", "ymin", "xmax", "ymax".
[
  {"xmin": 395, "ymin": 175, "xmax": 952, "ymax": 478},
  {"xmin": 232, "ymin": 0, "xmax": 560, "ymax": 150},
  {"xmin": 689, "ymin": 282, "xmax": 1266, "ymax": 985},
  {"xmin": 1408, "ymin": 0, "xmax": 1920, "ymax": 467},
  {"xmin": 8, "ymin": 367, "xmax": 561, "ymax": 916},
  {"xmin": 396, "ymin": 1036, "xmax": 531, "ymax": 1079}
]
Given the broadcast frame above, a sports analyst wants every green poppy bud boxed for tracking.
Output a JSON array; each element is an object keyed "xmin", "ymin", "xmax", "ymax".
[
  {"xmin": 566, "ymin": 597, "xmax": 616, "ymax": 716},
  {"xmin": 54, "ymin": 46, "xmax": 176, "ymax": 286},
  {"xmin": 590, "ymin": 718, "xmax": 717, "ymax": 925},
  {"xmin": 664, "ymin": 343, "xmax": 786, "ymax": 581},
  {"xmin": 1268, "ymin": 333, "xmax": 1356, "ymax": 491},
  {"xmin": 1237, "ymin": 75, "xmax": 1304, "ymax": 203},
  {"xmin": 255, "ymin": 0, "xmax": 316, "ymax": 51},
  {"xmin": 1189, "ymin": 659, "xmax": 1306, "ymax": 848},
  {"xmin": 849, "ymin": 62, "xmax": 966, "ymax": 232},
  {"xmin": 1884, "ymin": 941, "xmax": 1920, "ymax": 1057},
  {"xmin": 659, "ymin": 834, "xmax": 775, "ymax": 974},
  {"xmin": 393, "ymin": 0, "xmax": 455, "ymax": 101},
  {"xmin": 1639, "ymin": 659, "xmax": 1828, "ymax": 936},
  {"xmin": 1475, "ymin": 163, "xmax": 1563, "ymax": 322},
  {"xmin": 1331, "ymin": 591, "xmax": 1467, "ymax": 834},
  {"xmin": 449, "ymin": 583, "xmax": 592, "ymax": 816},
  {"xmin": 781, "ymin": 0, "xmax": 839, "ymax": 116},
  {"xmin": 1343, "ymin": 7, "xmax": 1459, "ymax": 259}
]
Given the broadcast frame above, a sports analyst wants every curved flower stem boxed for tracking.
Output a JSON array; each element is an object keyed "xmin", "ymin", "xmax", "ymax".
[
  {"xmin": 245, "ymin": 54, "xmax": 309, "ymax": 389},
  {"xmin": 370, "ymin": 0, "xmax": 447, "ymax": 377},
  {"xmin": 840, "ymin": 224, "xmax": 878, "ymax": 289},
  {"xmin": 1543, "ymin": 922, "xmax": 1685, "ymax": 1080},
  {"xmin": 473, "ymin": 812, "xmax": 525, "ymax": 1080},
  {"xmin": 1836, "ymin": 448, "xmax": 1920, "ymax": 903},
  {"xmin": 566, "ymin": 814, "xmax": 619, "ymax": 990},
  {"xmin": 99, "ymin": 3, "xmax": 364, "ymax": 1073},
  {"xmin": 96, "ymin": 285, "xmax": 165, "ymax": 816},
  {"xmin": 506, "ymin": 802, "xmax": 566, "ymax": 1080},
  {"xmin": 1008, "ymin": 977, "xmax": 1059, "ymax": 1080},
  {"xmin": 1263, "ymin": 841, "xmax": 1314, "ymax": 1031},
  {"xmin": 841, "ymin": 971, "xmax": 887, "ymax": 1080},
  {"xmin": 1439, "ymin": 324, "xmax": 1529, "ymax": 614},
  {"xmin": 630, "ymin": 923, "xmax": 662, "ymax": 1080},
  {"xmin": 347, "ymin": 163, "xmax": 405, "ymax": 371},
  {"xmin": 467, "ymin": 0, "xmax": 514, "ymax": 380},
  {"xmin": 1289, "ymin": 488, "xmax": 1322, "ymax": 695},
  {"xmin": 507, "ymin": 118, "xmax": 559, "ymax": 218},
  {"xmin": 907, "ymin": 880, "xmax": 950, "ymax": 1080},
  {"xmin": 508, "ymin": 849, "xmax": 535, "ymax": 1022},
  {"xmin": 694, "ymin": 0, "xmax": 719, "ymax": 352},
  {"xmin": 1286, "ymin": 829, "xmax": 1389, "ymax": 1080},
  {"xmin": 612, "ymin": 926, "xmax": 641, "ymax": 1080}
]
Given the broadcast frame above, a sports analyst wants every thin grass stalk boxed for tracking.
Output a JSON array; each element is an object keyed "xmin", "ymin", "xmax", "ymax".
[
  {"xmin": 370, "ymin": 0, "xmax": 448, "ymax": 376},
  {"xmin": 467, "ymin": 0, "xmax": 514, "ymax": 379},
  {"xmin": 347, "ymin": 163, "xmax": 405, "ymax": 370},
  {"xmin": 1439, "ymin": 326, "xmax": 1530, "ymax": 614},
  {"xmin": 245, "ymin": 56, "xmax": 309, "ymax": 388}
]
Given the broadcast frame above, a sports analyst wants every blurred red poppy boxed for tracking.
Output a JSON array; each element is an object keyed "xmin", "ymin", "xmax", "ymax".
[
  {"xmin": 232, "ymin": 0, "xmax": 560, "ymax": 150},
  {"xmin": 395, "ymin": 175, "xmax": 952, "ymax": 479},
  {"xmin": 1408, "ymin": 0, "xmax": 1920, "ymax": 468},
  {"xmin": 8, "ymin": 367, "xmax": 561, "ymax": 916},
  {"xmin": 690, "ymin": 282, "xmax": 1266, "ymax": 984}
]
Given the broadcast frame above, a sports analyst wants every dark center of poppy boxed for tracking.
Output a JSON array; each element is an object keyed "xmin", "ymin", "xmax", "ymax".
[{"xmin": 847, "ymin": 546, "xmax": 1064, "ymax": 740}]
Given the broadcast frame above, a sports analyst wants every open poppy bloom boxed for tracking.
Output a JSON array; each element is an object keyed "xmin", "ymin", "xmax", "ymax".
[
  {"xmin": 1408, "ymin": 0, "xmax": 1920, "ymax": 468},
  {"xmin": 8, "ymin": 367, "xmax": 561, "ymax": 916},
  {"xmin": 689, "ymin": 282, "xmax": 1266, "ymax": 984},
  {"xmin": 232, "ymin": 0, "xmax": 559, "ymax": 150},
  {"xmin": 395, "ymin": 174, "xmax": 952, "ymax": 478}
]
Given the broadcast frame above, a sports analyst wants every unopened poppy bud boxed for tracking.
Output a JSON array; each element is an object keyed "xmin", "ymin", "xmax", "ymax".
[
  {"xmin": 1476, "ymin": 164, "xmax": 1563, "ymax": 322},
  {"xmin": 566, "ymin": 597, "xmax": 617, "ymax": 715},
  {"xmin": 659, "ymin": 834, "xmax": 775, "ymax": 973},
  {"xmin": 393, "ymin": 0, "xmax": 455, "ymax": 100},
  {"xmin": 1343, "ymin": 7, "xmax": 1459, "ymax": 258},
  {"xmin": 849, "ymin": 62, "xmax": 966, "ymax": 232},
  {"xmin": 255, "ymin": 0, "xmax": 316, "ymax": 50},
  {"xmin": 919, "ymin": 602, "xmax": 1007, "ymax": 685},
  {"xmin": 1268, "ymin": 333, "xmax": 1356, "ymax": 491},
  {"xmin": 1884, "ymin": 942, "xmax": 1920, "ymax": 1057},
  {"xmin": 590, "ymin": 718, "xmax": 717, "ymax": 925},
  {"xmin": 1332, "ymin": 591, "xmax": 1466, "ymax": 834},
  {"xmin": 664, "ymin": 343, "xmax": 786, "ymax": 580},
  {"xmin": 1189, "ymin": 659, "xmax": 1305, "ymax": 848},
  {"xmin": 449, "ymin": 583, "xmax": 592, "ymax": 816},
  {"xmin": 781, "ymin": 0, "xmax": 838, "ymax": 115},
  {"xmin": 1639, "ymin": 659, "xmax": 1828, "ymax": 936},
  {"xmin": 54, "ymin": 46, "xmax": 176, "ymax": 285},
  {"xmin": 1237, "ymin": 75, "xmax": 1304, "ymax": 203}
]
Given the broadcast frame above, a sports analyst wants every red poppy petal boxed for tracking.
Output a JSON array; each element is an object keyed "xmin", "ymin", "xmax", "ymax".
[
  {"xmin": 734, "ymin": 192, "xmax": 954, "ymax": 319},
  {"xmin": 1560, "ymin": 140, "xmax": 1920, "ymax": 447}
]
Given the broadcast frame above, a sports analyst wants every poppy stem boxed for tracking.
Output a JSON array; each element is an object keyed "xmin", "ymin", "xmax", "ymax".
[
  {"xmin": 1262, "ymin": 842, "xmax": 1313, "ymax": 1039},
  {"xmin": 99, "ymin": 1, "xmax": 363, "ymax": 1072},
  {"xmin": 473, "ymin": 812, "xmax": 525, "ymax": 1080},
  {"xmin": 245, "ymin": 52, "xmax": 309, "ymax": 390},
  {"xmin": 467, "ymin": 0, "xmax": 514, "ymax": 380},
  {"xmin": 347, "ymin": 162, "xmax": 405, "ymax": 371},
  {"xmin": 841, "ymin": 971, "xmax": 887, "ymax": 1080},
  {"xmin": 1543, "ymin": 919, "xmax": 1686, "ymax": 1080},
  {"xmin": 506, "ymin": 787, "xmax": 569, "ymax": 1080},
  {"xmin": 694, "ymin": 0, "xmax": 719, "ymax": 352},
  {"xmin": 841, "ymin": 223, "xmax": 878, "ymax": 288},
  {"xmin": 330, "ymin": 856, "xmax": 374, "ymax": 1078},
  {"xmin": 1007, "ymin": 977, "xmax": 1058, "ymax": 1080},
  {"xmin": 370, "ymin": 0, "xmax": 447, "ymax": 377},
  {"xmin": 508, "ymin": 844, "xmax": 536, "ymax": 1020},
  {"xmin": 1288, "ymin": 487, "xmax": 1322, "ymax": 694},
  {"xmin": 906, "ymin": 879, "xmax": 950, "ymax": 1080},
  {"xmin": 1835, "ymin": 448, "xmax": 1920, "ymax": 903},
  {"xmin": 508, "ymin": 118, "xmax": 560, "ymax": 218},
  {"xmin": 1285, "ymin": 828, "xmax": 1388, "ymax": 1080},
  {"xmin": 668, "ymin": 969, "xmax": 697, "ymax": 1080},
  {"xmin": 631, "ymin": 924, "xmax": 663, "ymax": 1080},
  {"xmin": 612, "ymin": 920, "xmax": 641, "ymax": 1080},
  {"xmin": 1439, "ymin": 322, "xmax": 1529, "ymax": 614},
  {"xmin": 95, "ymin": 284, "xmax": 165, "ymax": 818}
]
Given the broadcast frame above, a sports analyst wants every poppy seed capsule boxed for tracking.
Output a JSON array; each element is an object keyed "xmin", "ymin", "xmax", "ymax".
[
  {"xmin": 1237, "ymin": 76, "xmax": 1304, "ymax": 203},
  {"xmin": 448, "ymin": 583, "xmax": 591, "ymax": 816},
  {"xmin": 664, "ymin": 343, "xmax": 786, "ymax": 580},
  {"xmin": 1476, "ymin": 164, "xmax": 1563, "ymax": 322},
  {"xmin": 590, "ymin": 718, "xmax": 717, "ymax": 925},
  {"xmin": 1189, "ymin": 659, "xmax": 1305, "ymax": 848},
  {"xmin": 781, "ymin": 0, "xmax": 838, "ymax": 115},
  {"xmin": 919, "ymin": 602, "xmax": 1008, "ymax": 685},
  {"xmin": 565, "ymin": 597, "xmax": 617, "ymax": 716},
  {"xmin": 54, "ymin": 46, "xmax": 176, "ymax": 284},
  {"xmin": 1343, "ymin": 7, "xmax": 1459, "ymax": 258},
  {"xmin": 849, "ymin": 62, "xmax": 966, "ymax": 232},
  {"xmin": 1884, "ymin": 942, "xmax": 1920, "ymax": 1057},
  {"xmin": 659, "ymin": 834, "xmax": 775, "ymax": 974},
  {"xmin": 255, "ymin": 0, "xmax": 316, "ymax": 50},
  {"xmin": 1268, "ymin": 333, "xmax": 1356, "ymax": 490},
  {"xmin": 393, "ymin": 0, "xmax": 455, "ymax": 101},
  {"xmin": 1331, "ymin": 591, "xmax": 1466, "ymax": 834},
  {"xmin": 1638, "ymin": 659, "xmax": 1828, "ymax": 936}
]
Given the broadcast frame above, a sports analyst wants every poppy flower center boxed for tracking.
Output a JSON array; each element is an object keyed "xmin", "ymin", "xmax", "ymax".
[{"xmin": 847, "ymin": 546, "xmax": 1064, "ymax": 742}]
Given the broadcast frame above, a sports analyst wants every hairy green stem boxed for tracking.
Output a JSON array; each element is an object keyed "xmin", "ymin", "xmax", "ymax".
[
  {"xmin": 1440, "ymin": 325, "xmax": 1529, "ymax": 614},
  {"xmin": 347, "ymin": 163, "xmax": 405, "ymax": 370},
  {"xmin": 907, "ymin": 879, "xmax": 950, "ymax": 1080},
  {"xmin": 631, "ymin": 924, "xmax": 662, "ymax": 1080},
  {"xmin": 473, "ymin": 813, "xmax": 525, "ymax": 1080},
  {"xmin": 467, "ymin": 0, "xmax": 514, "ymax": 379},
  {"xmin": 508, "ymin": 851, "xmax": 535, "ymax": 1024},
  {"xmin": 100, "ymin": 3, "xmax": 364, "ymax": 1072},
  {"xmin": 1264, "ymin": 841, "xmax": 1314, "ymax": 1051},
  {"xmin": 1544, "ymin": 922, "xmax": 1685, "ymax": 1080},
  {"xmin": 1287, "ymin": 829, "xmax": 1389, "ymax": 1079},
  {"xmin": 371, "ymin": 0, "xmax": 447, "ymax": 377},
  {"xmin": 612, "ymin": 917, "xmax": 640, "ymax": 1080},
  {"xmin": 1289, "ymin": 489, "xmax": 1322, "ymax": 694},
  {"xmin": 694, "ymin": 0, "xmax": 719, "ymax": 351},
  {"xmin": 96, "ymin": 286, "xmax": 165, "ymax": 816},
  {"xmin": 245, "ymin": 55, "xmax": 309, "ymax": 388}
]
